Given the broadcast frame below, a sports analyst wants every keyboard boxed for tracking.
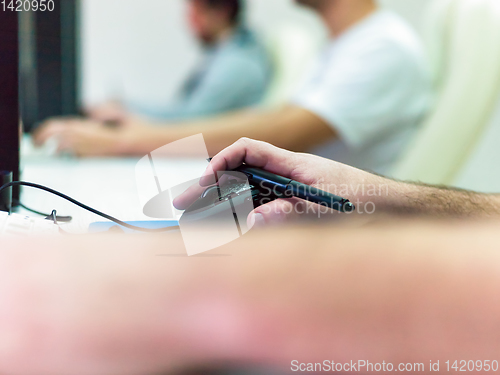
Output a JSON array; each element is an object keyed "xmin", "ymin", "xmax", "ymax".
[{"xmin": 0, "ymin": 211, "xmax": 60, "ymax": 236}]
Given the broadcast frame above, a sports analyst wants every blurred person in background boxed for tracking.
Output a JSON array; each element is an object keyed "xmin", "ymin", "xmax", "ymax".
[
  {"xmin": 79, "ymin": 0, "xmax": 271, "ymax": 122},
  {"xmin": 35, "ymin": 0, "xmax": 431, "ymax": 177}
]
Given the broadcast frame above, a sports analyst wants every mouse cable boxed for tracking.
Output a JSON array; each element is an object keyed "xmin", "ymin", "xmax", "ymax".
[
  {"xmin": 12, "ymin": 200, "xmax": 73, "ymax": 222},
  {"xmin": 1, "ymin": 182, "xmax": 180, "ymax": 233}
]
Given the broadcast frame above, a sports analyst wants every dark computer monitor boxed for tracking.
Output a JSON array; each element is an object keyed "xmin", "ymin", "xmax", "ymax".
[
  {"xmin": 0, "ymin": 9, "xmax": 20, "ymax": 206},
  {"xmin": 0, "ymin": 1, "xmax": 79, "ymax": 211},
  {"xmin": 20, "ymin": 0, "xmax": 79, "ymax": 132}
]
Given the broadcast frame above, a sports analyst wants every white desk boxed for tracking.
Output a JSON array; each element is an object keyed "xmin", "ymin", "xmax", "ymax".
[{"xmin": 20, "ymin": 139, "xmax": 207, "ymax": 233}]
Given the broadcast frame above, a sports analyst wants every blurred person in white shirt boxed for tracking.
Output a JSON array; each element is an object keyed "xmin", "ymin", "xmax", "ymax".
[{"xmin": 35, "ymin": 0, "xmax": 432, "ymax": 176}]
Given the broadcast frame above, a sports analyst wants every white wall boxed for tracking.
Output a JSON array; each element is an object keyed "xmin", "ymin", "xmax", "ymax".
[
  {"xmin": 81, "ymin": 0, "xmax": 198, "ymax": 108},
  {"xmin": 80, "ymin": 0, "xmax": 436, "ymax": 109}
]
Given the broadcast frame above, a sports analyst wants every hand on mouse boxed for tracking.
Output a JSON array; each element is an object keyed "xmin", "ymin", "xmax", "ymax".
[{"xmin": 174, "ymin": 138, "xmax": 390, "ymax": 226}]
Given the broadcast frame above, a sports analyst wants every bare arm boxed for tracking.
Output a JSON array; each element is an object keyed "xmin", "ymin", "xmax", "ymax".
[
  {"xmin": 382, "ymin": 180, "xmax": 500, "ymax": 218},
  {"xmin": 121, "ymin": 105, "xmax": 336, "ymax": 156},
  {"xmin": 186, "ymin": 105, "xmax": 336, "ymax": 156},
  {"xmin": 33, "ymin": 105, "xmax": 336, "ymax": 157},
  {"xmin": 176, "ymin": 138, "xmax": 500, "ymax": 220},
  {"xmin": 2, "ymin": 222, "xmax": 500, "ymax": 374}
]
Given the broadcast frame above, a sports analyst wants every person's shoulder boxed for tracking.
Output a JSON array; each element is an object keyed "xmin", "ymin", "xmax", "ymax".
[
  {"xmin": 219, "ymin": 27, "xmax": 271, "ymax": 65},
  {"xmin": 210, "ymin": 30, "xmax": 271, "ymax": 77},
  {"xmin": 367, "ymin": 10, "xmax": 424, "ymax": 55},
  {"xmin": 332, "ymin": 10, "xmax": 422, "ymax": 56}
]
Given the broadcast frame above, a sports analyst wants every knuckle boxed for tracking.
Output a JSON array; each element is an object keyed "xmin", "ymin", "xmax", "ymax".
[{"xmin": 237, "ymin": 137, "xmax": 252, "ymax": 145}]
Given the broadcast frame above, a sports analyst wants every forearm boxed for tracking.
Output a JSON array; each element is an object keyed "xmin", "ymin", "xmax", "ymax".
[
  {"xmin": 0, "ymin": 233, "xmax": 241, "ymax": 374},
  {"xmin": 187, "ymin": 109, "xmax": 286, "ymax": 156},
  {"xmin": 117, "ymin": 109, "xmax": 276, "ymax": 156},
  {"xmin": 229, "ymin": 222, "xmax": 500, "ymax": 367},
  {"xmin": 123, "ymin": 106, "xmax": 332, "ymax": 156},
  {"xmin": 2, "ymin": 223, "xmax": 500, "ymax": 373},
  {"xmin": 374, "ymin": 179, "xmax": 500, "ymax": 217},
  {"xmin": 195, "ymin": 106, "xmax": 334, "ymax": 155}
]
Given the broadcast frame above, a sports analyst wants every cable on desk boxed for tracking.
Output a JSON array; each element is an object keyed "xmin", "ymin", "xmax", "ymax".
[
  {"xmin": 1, "ymin": 182, "xmax": 180, "ymax": 233},
  {"xmin": 46, "ymin": 210, "xmax": 58, "ymax": 224},
  {"xmin": 13, "ymin": 200, "xmax": 73, "ymax": 222}
]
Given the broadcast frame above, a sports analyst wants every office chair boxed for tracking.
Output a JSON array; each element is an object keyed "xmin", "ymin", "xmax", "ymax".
[
  {"xmin": 392, "ymin": 0, "xmax": 500, "ymax": 185},
  {"xmin": 453, "ymin": 100, "xmax": 500, "ymax": 192}
]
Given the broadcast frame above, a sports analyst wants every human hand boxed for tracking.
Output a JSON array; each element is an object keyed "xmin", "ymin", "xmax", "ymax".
[
  {"xmin": 32, "ymin": 115, "xmax": 168, "ymax": 157},
  {"xmin": 0, "ymin": 233, "xmax": 238, "ymax": 375},
  {"xmin": 32, "ymin": 117, "xmax": 127, "ymax": 157},
  {"xmin": 174, "ymin": 138, "xmax": 390, "ymax": 226}
]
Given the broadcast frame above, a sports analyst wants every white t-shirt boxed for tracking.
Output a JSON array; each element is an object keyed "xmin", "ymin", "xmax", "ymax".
[{"xmin": 292, "ymin": 9, "xmax": 432, "ymax": 175}]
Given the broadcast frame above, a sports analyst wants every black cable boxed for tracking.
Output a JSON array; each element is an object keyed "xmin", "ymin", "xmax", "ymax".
[
  {"xmin": 0, "ymin": 182, "xmax": 180, "ymax": 233},
  {"xmin": 13, "ymin": 200, "xmax": 73, "ymax": 222}
]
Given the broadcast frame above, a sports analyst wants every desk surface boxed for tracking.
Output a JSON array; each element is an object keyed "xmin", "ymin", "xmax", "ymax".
[{"xmin": 20, "ymin": 140, "xmax": 207, "ymax": 232}]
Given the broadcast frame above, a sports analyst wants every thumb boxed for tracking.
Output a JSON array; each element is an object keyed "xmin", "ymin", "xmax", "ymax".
[{"xmin": 247, "ymin": 198, "xmax": 304, "ymax": 228}]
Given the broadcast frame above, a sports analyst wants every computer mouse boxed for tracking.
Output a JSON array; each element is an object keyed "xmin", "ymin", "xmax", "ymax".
[{"xmin": 179, "ymin": 179, "xmax": 266, "ymax": 227}]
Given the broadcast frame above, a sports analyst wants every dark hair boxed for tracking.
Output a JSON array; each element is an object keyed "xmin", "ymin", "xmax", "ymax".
[{"xmin": 200, "ymin": 0, "xmax": 243, "ymax": 25}]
